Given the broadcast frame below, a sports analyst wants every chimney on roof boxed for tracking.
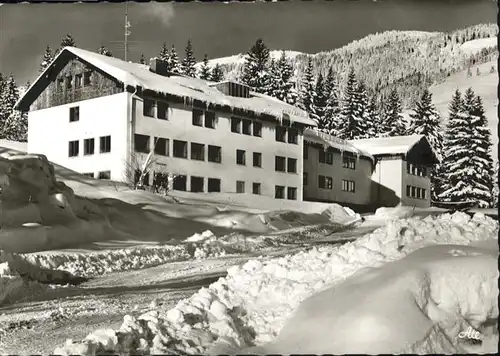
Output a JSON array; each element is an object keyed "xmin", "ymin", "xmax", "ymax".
[{"xmin": 149, "ymin": 57, "xmax": 170, "ymax": 77}]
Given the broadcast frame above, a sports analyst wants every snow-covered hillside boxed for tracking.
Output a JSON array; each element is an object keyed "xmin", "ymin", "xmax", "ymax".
[
  {"xmin": 459, "ymin": 37, "xmax": 497, "ymax": 55},
  {"xmin": 195, "ymin": 50, "xmax": 304, "ymax": 70}
]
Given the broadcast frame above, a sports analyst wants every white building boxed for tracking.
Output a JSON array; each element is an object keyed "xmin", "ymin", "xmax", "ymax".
[
  {"xmin": 15, "ymin": 47, "xmax": 317, "ymax": 201},
  {"xmin": 349, "ymin": 135, "xmax": 440, "ymax": 208}
]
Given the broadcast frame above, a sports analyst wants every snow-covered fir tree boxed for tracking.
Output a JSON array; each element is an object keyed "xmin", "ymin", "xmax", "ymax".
[
  {"xmin": 97, "ymin": 45, "xmax": 113, "ymax": 57},
  {"xmin": 366, "ymin": 96, "xmax": 380, "ymax": 138},
  {"xmin": 0, "ymin": 74, "xmax": 23, "ymax": 140},
  {"xmin": 199, "ymin": 54, "xmax": 211, "ymax": 80},
  {"xmin": 267, "ymin": 51, "xmax": 298, "ymax": 105},
  {"xmin": 298, "ymin": 56, "xmax": 318, "ymax": 124},
  {"xmin": 314, "ymin": 72, "xmax": 328, "ymax": 130},
  {"xmin": 241, "ymin": 38, "xmax": 272, "ymax": 94},
  {"xmin": 181, "ymin": 39, "xmax": 197, "ymax": 77},
  {"xmin": 469, "ymin": 94, "xmax": 495, "ymax": 207},
  {"xmin": 168, "ymin": 45, "xmax": 182, "ymax": 74},
  {"xmin": 439, "ymin": 89, "xmax": 466, "ymax": 203},
  {"xmin": 60, "ymin": 34, "xmax": 76, "ymax": 48},
  {"xmin": 493, "ymin": 161, "xmax": 499, "ymax": 208},
  {"xmin": 322, "ymin": 67, "xmax": 341, "ymax": 135},
  {"xmin": 211, "ymin": 63, "xmax": 224, "ymax": 82},
  {"xmin": 159, "ymin": 43, "xmax": 170, "ymax": 62},
  {"xmin": 380, "ymin": 88, "xmax": 407, "ymax": 136},
  {"xmin": 439, "ymin": 88, "xmax": 493, "ymax": 206},
  {"xmin": 407, "ymin": 88, "xmax": 444, "ymax": 201},
  {"xmin": 408, "ymin": 89, "xmax": 443, "ymax": 153},
  {"xmin": 336, "ymin": 68, "xmax": 367, "ymax": 140},
  {"xmin": 40, "ymin": 46, "xmax": 54, "ymax": 73},
  {"xmin": 139, "ymin": 54, "xmax": 146, "ymax": 64},
  {"xmin": 354, "ymin": 81, "xmax": 374, "ymax": 138}
]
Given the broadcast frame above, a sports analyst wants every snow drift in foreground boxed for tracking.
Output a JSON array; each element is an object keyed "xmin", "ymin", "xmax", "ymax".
[{"xmin": 54, "ymin": 212, "xmax": 498, "ymax": 355}]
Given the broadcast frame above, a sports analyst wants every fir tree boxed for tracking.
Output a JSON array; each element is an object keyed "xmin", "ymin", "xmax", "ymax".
[
  {"xmin": 97, "ymin": 45, "xmax": 113, "ymax": 57},
  {"xmin": 354, "ymin": 81, "xmax": 373, "ymax": 138},
  {"xmin": 439, "ymin": 89, "xmax": 477, "ymax": 204},
  {"xmin": 40, "ymin": 46, "xmax": 54, "ymax": 73},
  {"xmin": 267, "ymin": 51, "xmax": 298, "ymax": 105},
  {"xmin": 298, "ymin": 56, "xmax": 318, "ymax": 124},
  {"xmin": 181, "ymin": 39, "xmax": 197, "ymax": 77},
  {"xmin": 408, "ymin": 89, "xmax": 443, "ymax": 155},
  {"xmin": 492, "ymin": 161, "xmax": 499, "ymax": 208},
  {"xmin": 199, "ymin": 54, "xmax": 211, "ymax": 80},
  {"xmin": 241, "ymin": 38, "xmax": 271, "ymax": 94},
  {"xmin": 323, "ymin": 67, "xmax": 341, "ymax": 136},
  {"xmin": 366, "ymin": 96, "xmax": 380, "ymax": 138},
  {"xmin": 407, "ymin": 88, "xmax": 444, "ymax": 200},
  {"xmin": 314, "ymin": 72, "xmax": 328, "ymax": 130},
  {"xmin": 139, "ymin": 54, "xmax": 146, "ymax": 65},
  {"xmin": 159, "ymin": 43, "xmax": 170, "ymax": 62},
  {"xmin": 168, "ymin": 45, "xmax": 182, "ymax": 74},
  {"xmin": 469, "ymin": 94, "xmax": 494, "ymax": 207},
  {"xmin": 336, "ymin": 68, "xmax": 367, "ymax": 140},
  {"xmin": 211, "ymin": 63, "xmax": 224, "ymax": 82},
  {"xmin": 380, "ymin": 88, "xmax": 406, "ymax": 136},
  {"xmin": 60, "ymin": 34, "xmax": 76, "ymax": 48},
  {"xmin": 0, "ymin": 74, "xmax": 22, "ymax": 140}
]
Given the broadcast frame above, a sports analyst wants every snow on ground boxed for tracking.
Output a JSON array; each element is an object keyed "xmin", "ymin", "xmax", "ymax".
[
  {"xmin": 54, "ymin": 211, "xmax": 498, "ymax": 355},
  {"xmin": 459, "ymin": 37, "xmax": 497, "ymax": 56}
]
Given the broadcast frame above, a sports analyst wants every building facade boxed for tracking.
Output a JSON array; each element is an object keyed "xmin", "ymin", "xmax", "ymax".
[
  {"xmin": 302, "ymin": 129, "xmax": 375, "ymax": 209},
  {"xmin": 16, "ymin": 47, "xmax": 316, "ymax": 201},
  {"xmin": 349, "ymin": 135, "xmax": 439, "ymax": 208}
]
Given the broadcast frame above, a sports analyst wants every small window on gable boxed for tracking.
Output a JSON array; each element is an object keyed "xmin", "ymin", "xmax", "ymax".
[
  {"xmin": 66, "ymin": 76, "xmax": 73, "ymax": 90},
  {"xmin": 84, "ymin": 71, "xmax": 92, "ymax": 86},
  {"xmin": 75, "ymin": 74, "xmax": 82, "ymax": 89},
  {"xmin": 57, "ymin": 78, "xmax": 64, "ymax": 91}
]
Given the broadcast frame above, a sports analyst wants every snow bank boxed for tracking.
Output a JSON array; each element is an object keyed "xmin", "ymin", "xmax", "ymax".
[
  {"xmin": 54, "ymin": 212, "xmax": 498, "ymax": 355},
  {"xmin": 20, "ymin": 231, "xmax": 234, "ymax": 277},
  {"xmin": 253, "ymin": 242, "xmax": 498, "ymax": 354},
  {"xmin": 0, "ymin": 151, "xmax": 115, "ymax": 253},
  {"xmin": 0, "ymin": 250, "xmax": 84, "ymax": 305}
]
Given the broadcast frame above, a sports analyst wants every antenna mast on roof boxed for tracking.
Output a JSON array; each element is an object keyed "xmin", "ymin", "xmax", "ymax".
[{"xmin": 124, "ymin": 2, "xmax": 131, "ymax": 62}]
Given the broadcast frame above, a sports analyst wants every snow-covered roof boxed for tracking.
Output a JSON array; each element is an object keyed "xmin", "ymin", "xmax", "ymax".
[
  {"xmin": 16, "ymin": 47, "xmax": 316, "ymax": 127},
  {"xmin": 348, "ymin": 135, "xmax": 437, "ymax": 159},
  {"xmin": 304, "ymin": 129, "xmax": 375, "ymax": 163}
]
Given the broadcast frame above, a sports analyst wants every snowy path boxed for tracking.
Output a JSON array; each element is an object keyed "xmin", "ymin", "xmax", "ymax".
[
  {"xmin": 0, "ymin": 257, "xmax": 247, "ymax": 354},
  {"xmin": 0, "ymin": 248, "xmax": 314, "ymax": 355}
]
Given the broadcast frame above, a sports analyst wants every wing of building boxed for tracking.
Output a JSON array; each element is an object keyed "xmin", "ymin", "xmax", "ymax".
[{"xmin": 349, "ymin": 135, "xmax": 440, "ymax": 209}]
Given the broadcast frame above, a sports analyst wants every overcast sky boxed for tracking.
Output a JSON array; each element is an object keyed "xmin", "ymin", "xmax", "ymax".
[{"xmin": 0, "ymin": 0, "xmax": 496, "ymax": 85}]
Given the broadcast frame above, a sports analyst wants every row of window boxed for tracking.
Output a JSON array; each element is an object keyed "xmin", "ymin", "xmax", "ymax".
[
  {"xmin": 133, "ymin": 134, "xmax": 298, "ymax": 173},
  {"xmin": 57, "ymin": 71, "xmax": 92, "ymax": 92},
  {"xmin": 160, "ymin": 174, "xmax": 297, "ymax": 200},
  {"xmin": 312, "ymin": 147, "xmax": 357, "ymax": 170},
  {"xmin": 406, "ymin": 185, "xmax": 427, "ymax": 199},
  {"xmin": 407, "ymin": 163, "xmax": 427, "ymax": 177},
  {"xmin": 69, "ymin": 136, "xmax": 111, "ymax": 157},
  {"xmin": 231, "ymin": 117, "xmax": 263, "ymax": 137},
  {"xmin": 303, "ymin": 173, "xmax": 356, "ymax": 193},
  {"xmin": 83, "ymin": 171, "xmax": 111, "ymax": 180}
]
